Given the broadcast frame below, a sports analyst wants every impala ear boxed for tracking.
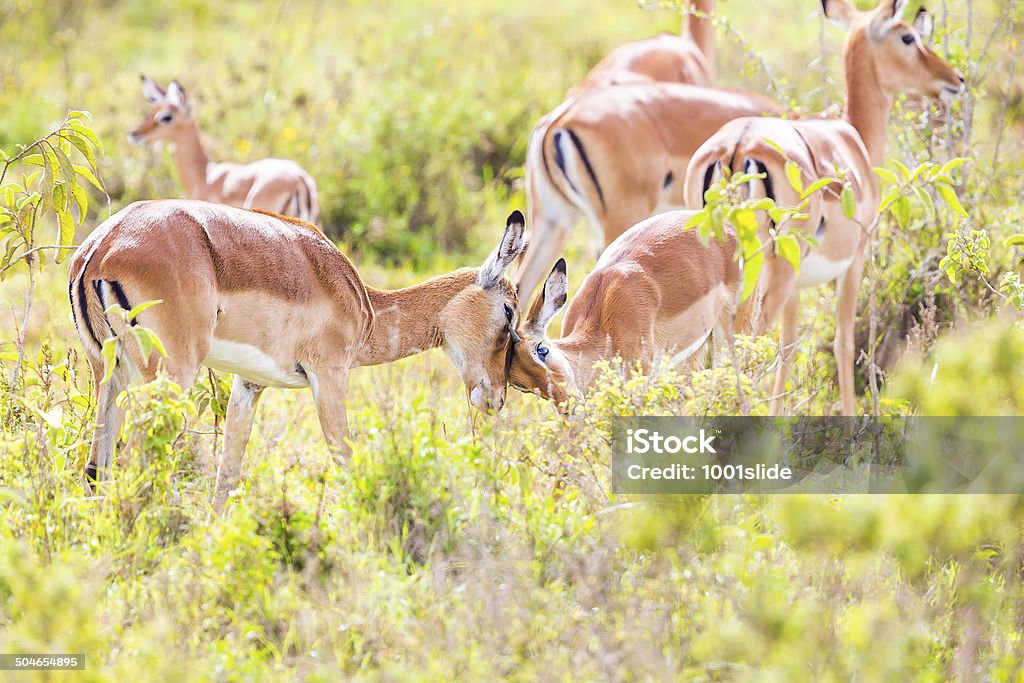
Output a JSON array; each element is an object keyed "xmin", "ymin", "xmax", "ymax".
[
  {"xmin": 478, "ymin": 210, "xmax": 526, "ymax": 288},
  {"xmin": 165, "ymin": 80, "xmax": 189, "ymax": 109},
  {"xmin": 870, "ymin": 0, "xmax": 908, "ymax": 36},
  {"xmin": 821, "ymin": 0, "xmax": 858, "ymax": 28},
  {"xmin": 526, "ymin": 258, "xmax": 568, "ymax": 335},
  {"xmin": 141, "ymin": 75, "xmax": 166, "ymax": 104},
  {"xmin": 912, "ymin": 7, "xmax": 933, "ymax": 40}
]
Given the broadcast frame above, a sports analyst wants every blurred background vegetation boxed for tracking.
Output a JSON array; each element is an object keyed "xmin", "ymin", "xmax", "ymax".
[{"xmin": 2, "ymin": 0, "xmax": 1024, "ymax": 679}]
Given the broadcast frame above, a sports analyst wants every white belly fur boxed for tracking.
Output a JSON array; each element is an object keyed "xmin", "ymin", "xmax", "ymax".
[
  {"xmin": 203, "ymin": 338, "xmax": 310, "ymax": 389},
  {"xmin": 796, "ymin": 253, "xmax": 853, "ymax": 288}
]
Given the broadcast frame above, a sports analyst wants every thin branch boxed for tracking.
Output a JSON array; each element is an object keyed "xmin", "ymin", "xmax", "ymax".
[{"xmin": 0, "ymin": 244, "xmax": 79, "ymax": 276}]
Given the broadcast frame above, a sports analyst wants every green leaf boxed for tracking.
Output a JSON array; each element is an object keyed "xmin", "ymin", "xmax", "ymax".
[
  {"xmin": 73, "ymin": 164, "xmax": 104, "ymax": 192},
  {"xmin": 878, "ymin": 187, "xmax": 899, "ymax": 214},
  {"xmin": 892, "ymin": 159, "xmax": 911, "ymax": 179},
  {"xmin": 740, "ymin": 250, "xmax": 764, "ymax": 303},
  {"xmin": 760, "ymin": 137, "xmax": 785, "ymax": 156},
  {"xmin": 800, "ymin": 177, "xmax": 835, "ymax": 199},
  {"xmin": 684, "ymin": 211, "xmax": 705, "ymax": 230},
  {"xmin": 133, "ymin": 326, "xmax": 167, "ymax": 359},
  {"xmin": 126, "ymin": 299, "xmax": 163, "ymax": 321},
  {"xmin": 841, "ymin": 186, "xmax": 856, "ymax": 220},
  {"xmin": 776, "ymin": 234, "xmax": 801, "ymax": 274},
  {"xmin": 101, "ymin": 337, "xmax": 118, "ymax": 383},
  {"xmin": 40, "ymin": 147, "xmax": 56, "ymax": 197},
  {"xmin": 940, "ymin": 157, "xmax": 968, "ymax": 175},
  {"xmin": 69, "ymin": 119, "xmax": 103, "ymax": 153},
  {"xmin": 70, "ymin": 182, "xmax": 88, "ymax": 225},
  {"xmin": 1004, "ymin": 234, "xmax": 1024, "ymax": 248},
  {"xmin": 893, "ymin": 194, "xmax": 911, "ymax": 228},
  {"xmin": 20, "ymin": 154, "xmax": 44, "ymax": 167},
  {"xmin": 56, "ymin": 207, "xmax": 75, "ymax": 255},
  {"xmin": 936, "ymin": 183, "xmax": 968, "ymax": 218},
  {"xmin": 67, "ymin": 110, "xmax": 93, "ymax": 121},
  {"xmin": 132, "ymin": 327, "xmax": 154, "ymax": 359},
  {"xmin": 785, "ymin": 161, "xmax": 804, "ymax": 194},
  {"xmin": 65, "ymin": 134, "xmax": 98, "ymax": 174},
  {"xmin": 874, "ymin": 167, "xmax": 900, "ymax": 186},
  {"xmin": 912, "ymin": 185, "xmax": 935, "ymax": 217},
  {"xmin": 731, "ymin": 208, "xmax": 759, "ymax": 242}
]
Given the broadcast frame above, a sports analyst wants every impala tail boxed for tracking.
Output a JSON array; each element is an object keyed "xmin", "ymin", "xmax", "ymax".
[
  {"xmin": 70, "ymin": 271, "xmax": 152, "ymax": 380},
  {"xmin": 544, "ymin": 126, "xmax": 606, "ymax": 231}
]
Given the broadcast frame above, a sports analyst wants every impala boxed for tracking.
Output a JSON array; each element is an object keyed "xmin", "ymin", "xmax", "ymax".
[
  {"xmin": 516, "ymin": 81, "xmax": 782, "ymax": 299},
  {"xmin": 129, "ymin": 76, "xmax": 320, "ymax": 224},
  {"xmin": 566, "ymin": 0, "xmax": 717, "ymax": 96},
  {"xmin": 69, "ymin": 201, "xmax": 526, "ymax": 508},
  {"xmin": 509, "ymin": 211, "xmax": 739, "ymax": 407},
  {"xmin": 683, "ymin": 0, "xmax": 963, "ymax": 415}
]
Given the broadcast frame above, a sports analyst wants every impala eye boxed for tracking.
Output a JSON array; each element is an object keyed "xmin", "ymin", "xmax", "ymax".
[
  {"xmin": 537, "ymin": 345, "xmax": 549, "ymax": 362},
  {"xmin": 504, "ymin": 303, "xmax": 514, "ymax": 323},
  {"xmin": 157, "ymin": 113, "xmax": 173, "ymax": 124},
  {"xmin": 901, "ymin": 34, "xmax": 915, "ymax": 45}
]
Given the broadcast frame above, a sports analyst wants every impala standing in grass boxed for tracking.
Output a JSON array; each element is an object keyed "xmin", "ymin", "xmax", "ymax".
[
  {"xmin": 130, "ymin": 76, "xmax": 320, "ymax": 224},
  {"xmin": 69, "ymin": 203, "xmax": 526, "ymax": 509},
  {"xmin": 515, "ymin": 1, "xmax": 780, "ymax": 300},
  {"xmin": 683, "ymin": 0, "xmax": 963, "ymax": 415},
  {"xmin": 509, "ymin": 211, "xmax": 740, "ymax": 408}
]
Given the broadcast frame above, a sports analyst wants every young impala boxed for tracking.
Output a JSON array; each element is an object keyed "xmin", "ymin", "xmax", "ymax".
[
  {"xmin": 69, "ymin": 202, "xmax": 526, "ymax": 509},
  {"xmin": 509, "ymin": 210, "xmax": 740, "ymax": 407},
  {"xmin": 683, "ymin": 0, "xmax": 963, "ymax": 415},
  {"xmin": 129, "ymin": 76, "xmax": 320, "ymax": 224},
  {"xmin": 566, "ymin": 0, "xmax": 717, "ymax": 96}
]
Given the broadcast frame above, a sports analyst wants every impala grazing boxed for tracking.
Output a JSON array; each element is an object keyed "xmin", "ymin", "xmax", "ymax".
[
  {"xmin": 509, "ymin": 211, "xmax": 739, "ymax": 407},
  {"xmin": 69, "ymin": 201, "xmax": 525, "ymax": 509},
  {"xmin": 566, "ymin": 0, "xmax": 717, "ymax": 97},
  {"xmin": 130, "ymin": 76, "xmax": 320, "ymax": 225},
  {"xmin": 683, "ymin": 0, "xmax": 963, "ymax": 415}
]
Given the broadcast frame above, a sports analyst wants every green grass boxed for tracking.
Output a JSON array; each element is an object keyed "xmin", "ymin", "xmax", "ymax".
[{"xmin": 2, "ymin": 0, "xmax": 1024, "ymax": 679}]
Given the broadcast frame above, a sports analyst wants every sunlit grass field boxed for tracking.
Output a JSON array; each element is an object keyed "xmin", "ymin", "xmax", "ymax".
[{"xmin": 2, "ymin": 0, "xmax": 1024, "ymax": 679}]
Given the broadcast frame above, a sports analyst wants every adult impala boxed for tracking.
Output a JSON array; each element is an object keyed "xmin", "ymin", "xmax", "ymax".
[
  {"xmin": 567, "ymin": 0, "xmax": 717, "ymax": 96},
  {"xmin": 509, "ymin": 211, "xmax": 739, "ymax": 407},
  {"xmin": 69, "ymin": 201, "xmax": 526, "ymax": 508},
  {"xmin": 683, "ymin": 0, "xmax": 963, "ymax": 415},
  {"xmin": 130, "ymin": 76, "xmax": 320, "ymax": 224},
  {"xmin": 516, "ymin": 81, "xmax": 781, "ymax": 299}
]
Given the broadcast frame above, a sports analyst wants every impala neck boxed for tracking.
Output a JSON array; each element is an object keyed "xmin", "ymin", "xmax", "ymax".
[
  {"xmin": 552, "ymin": 332, "xmax": 601, "ymax": 389},
  {"xmin": 843, "ymin": 39, "xmax": 891, "ymax": 167},
  {"xmin": 685, "ymin": 0, "xmax": 716, "ymax": 81},
  {"xmin": 171, "ymin": 120, "xmax": 211, "ymax": 199},
  {"xmin": 357, "ymin": 270, "xmax": 477, "ymax": 366}
]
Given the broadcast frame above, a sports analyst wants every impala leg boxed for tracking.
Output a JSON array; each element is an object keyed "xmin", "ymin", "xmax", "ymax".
[
  {"xmin": 309, "ymin": 367, "xmax": 352, "ymax": 463},
  {"xmin": 85, "ymin": 356, "xmax": 128, "ymax": 490},
  {"xmin": 769, "ymin": 292, "xmax": 800, "ymax": 416},
  {"xmin": 213, "ymin": 375, "xmax": 265, "ymax": 511},
  {"xmin": 835, "ymin": 255, "xmax": 865, "ymax": 416},
  {"xmin": 515, "ymin": 216, "xmax": 573, "ymax": 301}
]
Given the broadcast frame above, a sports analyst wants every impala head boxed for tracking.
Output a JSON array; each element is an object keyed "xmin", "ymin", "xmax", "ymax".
[
  {"xmin": 823, "ymin": 0, "xmax": 963, "ymax": 100},
  {"xmin": 508, "ymin": 258, "xmax": 577, "ymax": 409},
  {"xmin": 442, "ymin": 211, "xmax": 527, "ymax": 413},
  {"xmin": 128, "ymin": 76, "xmax": 194, "ymax": 145}
]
